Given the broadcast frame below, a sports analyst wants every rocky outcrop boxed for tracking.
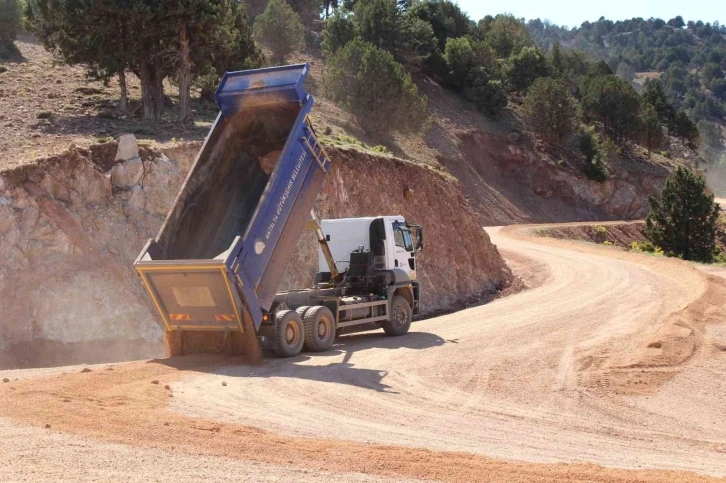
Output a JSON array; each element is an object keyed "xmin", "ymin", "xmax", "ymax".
[
  {"xmin": 0, "ymin": 139, "xmax": 511, "ymax": 368},
  {"xmin": 0, "ymin": 139, "xmax": 184, "ymax": 368},
  {"xmin": 448, "ymin": 130, "xmax": 671, "ymax": 225}
]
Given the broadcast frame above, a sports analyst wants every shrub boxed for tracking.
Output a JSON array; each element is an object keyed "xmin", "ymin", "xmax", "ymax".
[
  {"xmin": 595, "ymin": 225, "xmax": 607, "ymax": 234},
  {"xmin": 353, "ymin": 0, "xmax": 399, "ymax": 52},
  {"xmin": 581, "ymin": 74, "xmax": 641, "ymax": 141},
  {"xmin": 507, "ymin": 46, "xmax": 549, "ymax": 92},
  {"xmin": 443, "ymin": 37, "xmax": 473, "ymax": 88},
  {"xmin": 645, "ymin": 166, "xmax": 719, "ymax": 262},
  {"xmin": 323, "ymin": 38, "xmax": 428, "ymax": 134},
  {"xmin": 463, "ymin": 67, "xmax": 508, "ymax": 118},
  {"xmin": 484, "ymin": 14, "xmax": 533, "ymax": 58},
  {"xmin": 253, "ymin": 0, "xmax": 305, "ymax": 62},
  {"xmin": 36, "ymin": 110, "xmax": 53, "ymax": 119},
  {"xmin": 578, "ymin": 127, "xmax": 609, "ymax": 182},
  {"xmin": 398, "ymin": 15, "xmax": 438, "ymax": 66},
  {"xmin": 321, "ymin": 8, "xmax": 355, "ymax": 56},
  {"xmin": 0, "ymin": 0, "xmax": 21, "ymax": 46},
  {"xmin": 523, "ymin": 77, "xmax": 578, "ymax": 144}
]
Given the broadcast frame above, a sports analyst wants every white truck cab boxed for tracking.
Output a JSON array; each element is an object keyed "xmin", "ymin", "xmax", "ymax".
[{"xmin": 318, "ymin": 216, "xmax": 421, "ymax": 280}]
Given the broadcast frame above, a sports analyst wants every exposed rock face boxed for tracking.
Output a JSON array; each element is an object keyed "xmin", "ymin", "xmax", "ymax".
[
  {"xmin": 448, "ymin": 130, "xmax": 671, "ymax": 225},
  {"xmin": 0, "ymin": 140, "xmax": 184, "ymax": 368},
  {"xmin": 0, "ymin": 140, "xmax": 511, "ymax": 368}
]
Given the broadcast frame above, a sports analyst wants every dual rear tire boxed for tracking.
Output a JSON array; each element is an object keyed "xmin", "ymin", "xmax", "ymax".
[{"xmin": 272, "ymin": 305, "xmax": 336, "ymax": 357}]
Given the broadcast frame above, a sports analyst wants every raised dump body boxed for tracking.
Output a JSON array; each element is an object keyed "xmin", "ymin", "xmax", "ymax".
[{"xmin": 134, "ymin": 64, "xmax": 331, "ymax": 335}]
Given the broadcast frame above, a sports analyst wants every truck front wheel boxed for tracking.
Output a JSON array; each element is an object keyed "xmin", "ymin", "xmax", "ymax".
[
  {"xmin": 303, "ymin": 306, "xmax": 336, "ymax": 352},
  {"xmin": 273, "ymin": 310, "xmax": 305, "ymax": 357},
  {"xmin": 382, "ymin": 295, "xmax": 412, "ymax": 336}
]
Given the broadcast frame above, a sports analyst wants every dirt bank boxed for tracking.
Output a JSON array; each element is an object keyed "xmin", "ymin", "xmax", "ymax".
[
  {"xmin": 0, "ymin": 140, "xmax": 511, "ymax": 369},
  {"xmin": 448, "ymin": 130, "xmax": 672, "ymax": 225}
]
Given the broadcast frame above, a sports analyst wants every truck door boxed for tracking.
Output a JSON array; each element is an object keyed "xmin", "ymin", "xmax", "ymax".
[{"xmin": 391, "ymin": 221, "xmax": 416, "ymax": 277}]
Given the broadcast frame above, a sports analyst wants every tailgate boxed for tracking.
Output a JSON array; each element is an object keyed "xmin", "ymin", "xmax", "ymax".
[{"xmin": 135, "ymin": 259, "xmax": 244, "ymax": 332}]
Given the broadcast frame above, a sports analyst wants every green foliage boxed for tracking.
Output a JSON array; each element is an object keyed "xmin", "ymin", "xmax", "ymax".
[
  {"xmin": 506, "ymin": 46, "xmax": 549, "ymax": 91},
  {"xmin": 671, "ymin": 109, "xmax": 700, "ymax": 149},
  {"xmin": 641, "ymin": 79, "xmax": 676, "ymax": 127},
  {"xmin": 253, "ymin": 0, "xmax": 305, "ymax": 62},
  {"xmin": 712, "ymin": 79, "xmax": 726, "ymax": 101},
  {"xmin": 321, "ymin": 8, "xmax": 355, "ymax": 56},
  {"xmin": 443, "ymin": 37, "xmax": 473, "ymax": 88},
  {"xmin": 638, "ymin": 104, "xmax": 665, "ymax": 157},
  {"xmin": 353, "ymin": 0, "xmax": 399, "ymax": 52},
  {"xmin": 577, "ymin": 126, "xmax": 608, "ymax": 182},
  {"xmin": 36, "ymin": 110, "xmax": 52, "ymax": 119},
  {"xmin": 463, "ymin": 67, "xmax": 507, "ymax": 118},
  {"xmin": 397, "ymin": 14, "xmax": 438, "ymax": 66},
  {"xmin": 323, "ymin": 38, "xmax": 428, "ymax": 134},
  {"xmin": 630, "ymin": 240, "xmax": 664, "ymax": 256},
  {"xmin": 523, "ymin": 77, "xmax": 578, "ymax": 143},
  {"xmin": 0, "ymin": 0, "xmax": 21, "ymax": 47},
  {"xmin": 701, "ymin": 63, "xmax": 724, "ymax": 86},
  {"xmin": 484, "ymin": 14, "xmax": 533, "ymax": 58},
  {"xmin": 581, "ymin": 74, "xmax": 641, "ymax": 141},
  {"xmin": 407, "ymin": 0, "xmax": 469, "ymax": 51},
  {"xmin": 595, "ymin": 225, "xmax": 608, "ymax": 234},
  {"xmin": 646, "ymin": 166, "xmax": 719, "ymax": 262},
  {"xmin": 615, "ymin": 61, "xmax": 635, "ymax": 82}
]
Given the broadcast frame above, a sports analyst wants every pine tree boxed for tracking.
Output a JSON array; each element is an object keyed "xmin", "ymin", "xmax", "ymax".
[
  {"xmin": 646, "ymin": 166, "xmax": 719, "ymax": 262},
  {"xmin": 253, "ymin": 0, "xmax": 305, "ymax": 63},
  {"xmin": 524, "ymin": 77, "xmax": 579, "ymax": 144}
]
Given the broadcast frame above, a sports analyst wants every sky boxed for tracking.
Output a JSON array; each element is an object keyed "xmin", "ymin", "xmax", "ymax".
[{"xmin": 456, "ymin": 0, "xmax": 724, "ymax": 28}]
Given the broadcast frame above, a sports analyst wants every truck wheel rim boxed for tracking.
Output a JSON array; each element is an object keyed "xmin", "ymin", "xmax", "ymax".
[
  {"xmin": 318, "ymin": 317, "xmax": 331, "ymax": 338},
  {"xmin": 393, "ymin": 306, "xmax": 408, "ymax": 327},
  {"xmin": 285, "ymin": 323, "xmax": 298, "ymax": 345}
]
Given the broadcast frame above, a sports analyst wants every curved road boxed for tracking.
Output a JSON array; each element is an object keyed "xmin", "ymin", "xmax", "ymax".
[
  {"xmin": 2, "ymin": 225, "xmax": 726, "ymax": 481},
  {"xmin": 171, "ymin": 225, "xmax": 726, "ymax": 475}
]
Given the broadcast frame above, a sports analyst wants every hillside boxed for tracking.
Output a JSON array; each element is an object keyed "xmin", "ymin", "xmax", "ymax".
[{"xmin": 527, "ymin": 16, "xmax": 726, "ymax": 166}]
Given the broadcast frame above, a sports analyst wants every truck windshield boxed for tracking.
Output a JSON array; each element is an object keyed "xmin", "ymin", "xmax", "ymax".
[{"xmin": 393, "ymin": 224, "xmax": 414, "ymax": 252}]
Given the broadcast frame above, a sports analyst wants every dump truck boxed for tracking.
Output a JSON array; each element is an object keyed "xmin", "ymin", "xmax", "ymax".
[{"xmin": 134, "ymin": 64, "xmax": 423, "ymax": 357}]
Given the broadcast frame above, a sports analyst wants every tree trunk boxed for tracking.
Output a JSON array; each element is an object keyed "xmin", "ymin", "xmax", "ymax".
[
  {"xmin": 139, "ymin": 63, "xmax": 156, "ymax": 121},
  {"xmin": 118, "ymin": 71, "xmax": 128, "ymax": 112},
  {"xmin": 152, "ymin": 56, "xmax": 166, "ymax": 120},
  {"xmin": 178, "ymin": 26, "xmax": 193, "ymax": 126}
]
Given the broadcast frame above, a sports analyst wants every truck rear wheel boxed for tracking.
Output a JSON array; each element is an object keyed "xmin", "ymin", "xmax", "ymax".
[
  {"xmin": 273, "ymin": 310, "xmax": 305, "ymax": 358},
  {"xmin": 382, "ymin": 295, "xmax": 412, "ymax": 336},
  {"xmin": 303, "ymin": 306, "xmax": 336, "ymax": 352},
  {"xmin": 295, "ymin": 306, "xmax": 312, "ymax": 319}
]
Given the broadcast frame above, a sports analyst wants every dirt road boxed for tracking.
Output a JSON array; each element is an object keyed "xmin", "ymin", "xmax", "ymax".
[{"xmin": 2, "ymin": 226, "xmax": 726, "ymax": 482}]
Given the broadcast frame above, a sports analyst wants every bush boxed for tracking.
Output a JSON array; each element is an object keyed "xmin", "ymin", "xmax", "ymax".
[
  {"xmin": 321, "ymin": 8, "xmax": 355, "ymax": 56},
  {"xmin": 645, "ymin": 166, "xmax": 719, "ymax": 262},
  {"xmin": 630, "ymin": 240, "xmax": 664, "ymax": 256},
  {"xmin": 578, "ymin": 127, "xmax": 608, "ymax": 182},
  {"xmin": 581, "ymin": 74, "xmax": 641, "ymax": 141},
  {"xmin": 0, "ymin": 0, "xmax": 21, "ymax": 46},
  {"xmin": 36, "ymin": 110, "xmax": 53, "ymax": 119},
  {"xmin": 484, "ymin": 14, "xmax": 533, "ymax": 58},
  {"xmin": 523, "ymin": 77, "xmax": 578, "ymax": 144},
  {"xmin": 353, "ymin": 0, "xmax": 399, "ymax": 52},
  {"xmin": 398, "ymin": 15, "xmax": 438, "ymax": 66},
  {"xmin": 323, "ymin": 38, "xmax": 428, "ymax": 134},
  {"xmin": 443, "ymin": 37, "xmax": 473, "ymax": 88},
  {"xmin": 507, "ymin": 46, "xmax": 549, "ymax": 91},
  {"xmin": 463, "ymin": 67, "xmax": 508, "ymax": 118},
  {"xmin": 253, "ymin": 0, "xmax": 305, "ymax": 62}
]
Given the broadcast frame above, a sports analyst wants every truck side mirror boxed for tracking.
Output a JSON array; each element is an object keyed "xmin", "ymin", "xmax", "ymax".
[{"xmin": 411, "ymin": 225, "xmax": 423, "ymax": 252}]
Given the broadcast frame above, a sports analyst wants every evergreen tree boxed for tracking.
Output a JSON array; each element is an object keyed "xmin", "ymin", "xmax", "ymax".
[
  {"xmin": 484, "ymin": 14, "xmax": 534, "ymax": 58},
  {"xmin": 253, "ymin": 0, "xmax": 305, "ymax": 63},
  {"xmin": 321, "ymin": 7, "xmax": 355, "ymax": 56},
  {"xmin": 0, "ymin": 0, "xmax": 21, "ymax": 59},
  {"xmin": 646, "ymin": 166, "xmax": 719, "ymax": 262},
  {"xmin": 642, "ymin": 79, "xmax": 676, "ymax": 127},
  {"xmin": 353, "ymin": 0, "xmax": 399, "ymax": 52},
  {"xmin": 407, "ymin": 0, "xmax": 469, "ymax": 50},
  {"xmin": 582, "ymin": 74, "xmax": 641, "ymax": 141},
  {"xmin": 443, "ymin": 36, "xmax": 473, "ymax": 88},
  {"xmin": 463, "ymin": 68, "xmax": 508, "ymax": 118},
  {"xmin": 523, "ymin": 77, "xmax": 579, "ymax": 143},
  {"xmin": 638, "ymin": 104, "xmax": 665, "ymax": 157},
  {"xmin": 323, "ymin": 38, "xmax": 428, "ymax": 133},
  {"xmin": 506, "ymin": 46, "xmax": 549, "ymax": 91}
]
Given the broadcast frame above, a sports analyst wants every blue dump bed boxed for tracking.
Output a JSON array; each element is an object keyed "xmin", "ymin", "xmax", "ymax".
[{"xmin": 134, "ymin": 64, "xmax": 332, "ymax": 334}]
